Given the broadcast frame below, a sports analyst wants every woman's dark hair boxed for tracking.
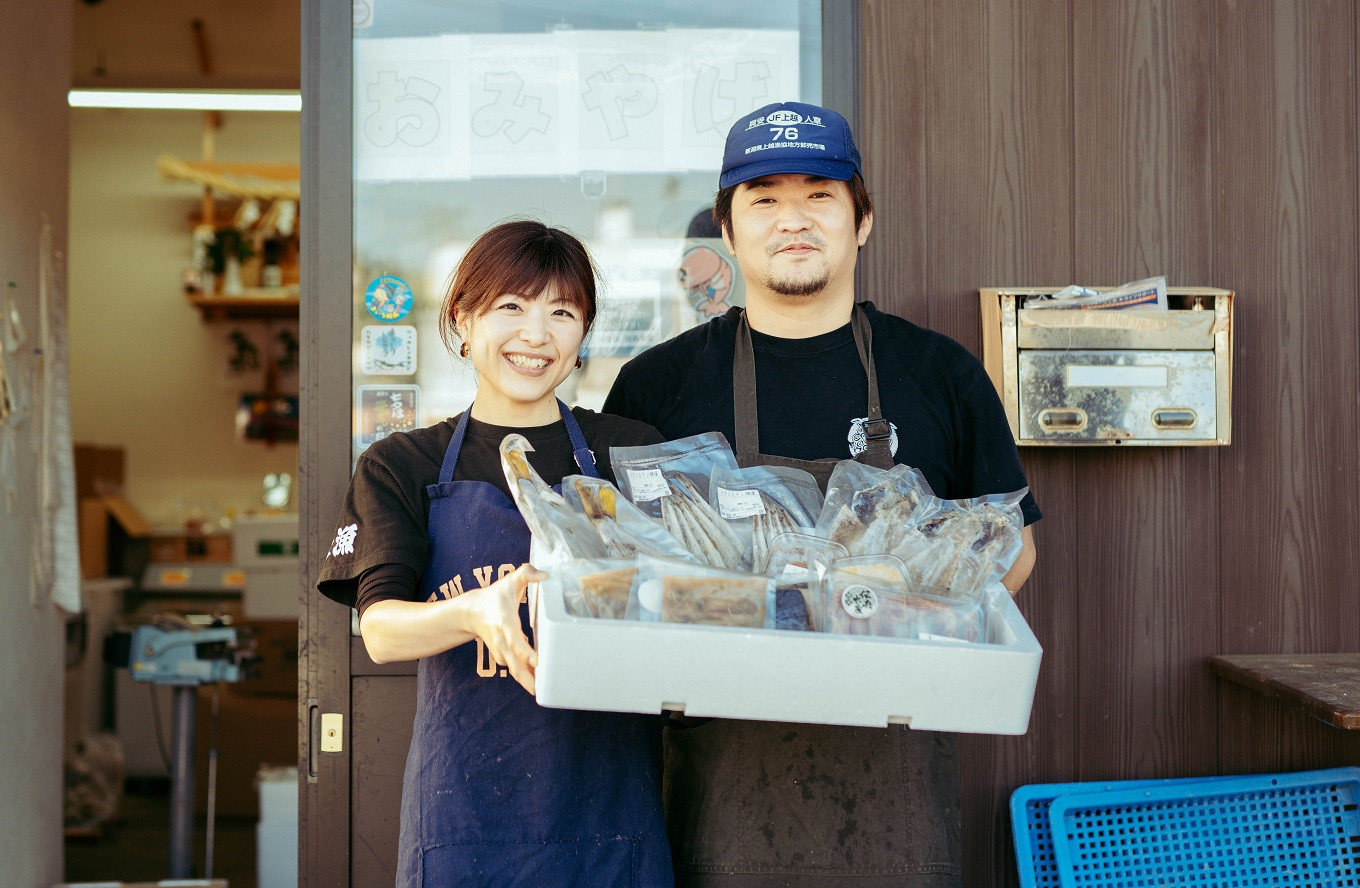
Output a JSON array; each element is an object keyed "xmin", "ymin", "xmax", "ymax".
[
  {"xmin": 710, "ymin": 172, "xmax": 873, "ymax": 243},
  {"xmin": 438, "ymin": 220, "xmax": 599, "ymax": 357}
]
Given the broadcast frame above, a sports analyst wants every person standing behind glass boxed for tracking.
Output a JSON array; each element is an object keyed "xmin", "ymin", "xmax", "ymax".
[{"xmin": 317, "ymin": 220, "xmax": 673, "ymax": 888}]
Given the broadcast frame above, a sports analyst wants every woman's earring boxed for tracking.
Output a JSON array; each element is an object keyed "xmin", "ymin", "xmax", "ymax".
[
  {"xmin": 460, "ymin": 342, "xmax": 469, "ymax": 358},
  {"xmin": 575, "ymin": 356, "xmax": 582, "ymax": 369}
]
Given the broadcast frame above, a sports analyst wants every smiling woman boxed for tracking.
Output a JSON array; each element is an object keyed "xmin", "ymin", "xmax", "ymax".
[{"xmin": 315, "ymin": 219, "xmax": 672, "ymax": 887}]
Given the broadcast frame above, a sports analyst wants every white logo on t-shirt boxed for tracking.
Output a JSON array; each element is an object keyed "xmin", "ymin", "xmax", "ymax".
[
  {"xmin": 847, "ymin": 418, "xmax": 899, "ymax": 457},
  {"xmin": 329, "ymin": 524, "xmax": 358, "ymax": 557}
]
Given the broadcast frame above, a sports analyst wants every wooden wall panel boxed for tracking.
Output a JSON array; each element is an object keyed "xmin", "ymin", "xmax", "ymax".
[
  {"xmin": 1213, "ymin": 0, "xmax": 1360, "ymax": 767},
  {"xmin": 858, "ymin": 0, "xmax": 928, "ymax": 325},
  {"xmin": 1069, "ymin": 2, "xmax": 1221, "ymax": 787}
]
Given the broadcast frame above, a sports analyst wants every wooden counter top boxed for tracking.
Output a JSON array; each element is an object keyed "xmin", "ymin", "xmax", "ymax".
[{"xmin": 1208, "ymin": 653, "xmax": 1360, "ymax": 730}]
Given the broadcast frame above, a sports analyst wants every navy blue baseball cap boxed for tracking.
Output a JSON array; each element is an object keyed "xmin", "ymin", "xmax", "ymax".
[{"xmin": 719, "ymin": 101, "xmax": 862, "ymax": 190}]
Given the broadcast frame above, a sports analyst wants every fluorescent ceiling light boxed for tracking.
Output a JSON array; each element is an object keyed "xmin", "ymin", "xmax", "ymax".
[{"xmin": 67, "ymin": 89, "xmax": 301, "ymax": 112}]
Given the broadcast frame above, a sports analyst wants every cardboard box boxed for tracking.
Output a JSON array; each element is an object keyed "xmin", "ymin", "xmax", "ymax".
[
  {"xmin": 148, "ymin": 533, "xmax": 233, "ymax": 564},
  {"xmin": 194, "ymin": 684, "xmax": 296, "ymax": 818},
  {"xmin": 78, "ymin": 495, "xmax": 150, "ymax": 579},
  {"xmin": 73, "ymin": 442, "xmax": 125, "ymax": 498},
  {"xmin": 532, "ymin": 577, "xmax": 1043, "ymax": 735}
]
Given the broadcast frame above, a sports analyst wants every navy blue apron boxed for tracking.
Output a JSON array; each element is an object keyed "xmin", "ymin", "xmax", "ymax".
[{"xmin": 397, "ymin": 400, "xmax": 672, "ymax": 888}]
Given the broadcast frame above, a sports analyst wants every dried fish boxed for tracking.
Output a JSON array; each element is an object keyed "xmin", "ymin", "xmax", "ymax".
[
  {"xmin": 750, "ymin": 492, "xmax": 801, "ymax": 573},
  {"xmin": 660, "ymin": 473, "xmax": 746, "ymax": 569},
  {"xmin": 499, "ymin": 435, "xmax": 608, "ymax": 562}
]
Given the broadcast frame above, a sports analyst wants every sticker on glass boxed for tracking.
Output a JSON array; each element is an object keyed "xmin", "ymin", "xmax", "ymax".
[
  {"xmin": 356, "ymin": 384, "xmax": 420, "ymax": 446},
  {"xmin": 365, "ymin": 275, "xmax": 414, "ymax": 323},
  {"xmin": 627, "ymin": 468, "xmax": 670, "ymax": 502},
  {"xmin": 717, "ymin": 486, "xmax": 765, "ymax": 519},
  {"xmin": 841, "ymin": 584, "xmax": 879, "ymax": 620},
  {"xmin": 361, "ymin": 325, "xmax": 417, "ymax": 375}
]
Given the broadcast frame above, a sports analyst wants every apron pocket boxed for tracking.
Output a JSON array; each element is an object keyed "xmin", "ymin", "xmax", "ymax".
[{"xmin": 420, "ymin": 837, "xmax": 640, "ymax": 888}]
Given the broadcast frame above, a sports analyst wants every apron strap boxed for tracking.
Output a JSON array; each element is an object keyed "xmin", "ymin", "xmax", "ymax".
[
  {"xmin": 438, "ymin": 410, "xmax": 473, "ymax": 484},
  {"xmin": 438, "ymin": 400, "xmax": 600, "ymax": 484},
  {"xmin": 733, "ymin": 304, "xmax": 891, "ymax": 468},
  {"xmin": 557, "ymin": 399, "xmax": 600, "ymax": 478}
]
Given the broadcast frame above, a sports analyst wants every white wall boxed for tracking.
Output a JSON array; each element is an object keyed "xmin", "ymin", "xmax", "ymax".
[
  {"xmin": 68, "ymin": 109, "xmax": 301, "ymax": 527},
  {"xmin": 0, "ymin": 5, "xmax": 72, "ymax": 886}
]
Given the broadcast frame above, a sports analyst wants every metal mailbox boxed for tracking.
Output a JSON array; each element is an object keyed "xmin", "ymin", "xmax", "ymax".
[{"xmin": 979, "ymin": 287, "xmax": 1234, "ymax": 446}]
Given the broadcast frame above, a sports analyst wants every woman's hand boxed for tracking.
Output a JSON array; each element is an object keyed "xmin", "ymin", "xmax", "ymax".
[{"xmin": 463, "ymin": 563, "xmax": 544, "ymax": 694}]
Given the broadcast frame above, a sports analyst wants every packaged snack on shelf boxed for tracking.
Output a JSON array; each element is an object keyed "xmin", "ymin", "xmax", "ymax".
[
  {"xmin": 548, "ymin": 558, "xmax": 638, "ymax": 620},
  {"xmin": 762, "ymin": 532, "xmax": 848, "ymax": 632},
  {"xmin": 632, "ymin": 554, "xmax": 775, "ymax": 629},
  {"xmin": 815, "ymin": 461, "xmax": 934, "ymax": 557},
  {"xmin": 500, "ymin": 434, "xmax": 607, "ymax": 564},
  {"xmin": 561, "ymin": 475, "xmax": 695, "ymax": 562},
  {"xmin": 825, "ymin": 556, "xmax": 986, "ymax": 642},
  {"xmin": 710, "ymin": 465, "xmax": 824, "ymax": 572}
]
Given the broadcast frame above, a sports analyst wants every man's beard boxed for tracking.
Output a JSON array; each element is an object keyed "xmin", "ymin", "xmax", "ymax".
[
  {"xmin": 765, "ymin": 267, "xmax": 830, "ymax": 298},
  {"xmin": 763, "ymin": 235, "xmax": 829, "ymax": 298}
]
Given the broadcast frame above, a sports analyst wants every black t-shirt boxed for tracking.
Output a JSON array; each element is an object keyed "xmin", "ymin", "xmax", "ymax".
[
  {"xmin": 315, "ymin": 407, "xmax": 663, "ymax": 609},
  {"xmin": 603, "ymin": 301, "xmax": 1041, "ymax": 525}
]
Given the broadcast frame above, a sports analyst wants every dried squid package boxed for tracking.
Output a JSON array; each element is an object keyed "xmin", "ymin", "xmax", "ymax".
[
  {"xmin": 561, "ymin": 475, "xmax": 695, "ymax": 562},
  {"xmin": 709, "ymin": 465, "xmax": 824, "ymax": 573},
  {"xmin": 761, "ymin": 532, "xmax": 848, "ymax": 632},
  {"xmin": 499, "ymin": 434, "xmax": 607, "ymax": 565},
  {"xmin": 892, "ymin": 490, "xmax": 1026, "ymax": 601},
  {"xmin": 550, "ymin": 558, "xmax": 638, "ymax": 620},
  {"xmin": 631, "ymin": 554, "xmax": 775, "ymax": 629},
  {"xmin": 814, "ymin": 461, "xmax": 934, "ymax": 557}
]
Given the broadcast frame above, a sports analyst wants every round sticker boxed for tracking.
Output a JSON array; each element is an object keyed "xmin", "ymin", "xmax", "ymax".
[
  {"xmin": 365, "ymin": 275, "xmax": 414, "ymax": 323},
  {"xmin": 637, "ymin": 579, "xmax": 663, "ymax": 614},
  {"xmin": 841, "ymin": 584, "xmax": 879, "ymax": 619}
]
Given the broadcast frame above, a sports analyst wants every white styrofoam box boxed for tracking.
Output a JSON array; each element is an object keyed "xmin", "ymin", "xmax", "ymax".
[
  {"xmin": 532, "ymin": 575, "xmax": 1042, "ymax": 735},
  {"xmin": 257, "ymin": 819, "xmax": 299, "ymax": 888},
  {"xmin": 244, "ymin": 566, "xmax": 299, "ymax": 619},
  {"xmin": 256, "ymin": 765, "xmax": 298, "ymax": 823},
  {"xmin": 231, "ymin": 514, "xmax": 300, "ymax": 569}
]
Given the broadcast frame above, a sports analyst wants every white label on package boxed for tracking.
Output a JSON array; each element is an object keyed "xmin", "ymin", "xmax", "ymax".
[
  {"xmin": 841, "ymin": 584, "xmax": 879, "ymax": 619},
  {"xmin": 627, "ymin": 468, "xmax": 670, "ymax": 502},
  {"xmin": 717, "ymin": 487, "xmax": 766, "ymax": 519},
  {"xmin": 1065, "ymin": 364, "xmax": 1168, "ymax": 388}
]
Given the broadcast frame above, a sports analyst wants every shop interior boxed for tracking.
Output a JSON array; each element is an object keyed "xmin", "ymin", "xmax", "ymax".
[{"xmin": 62, "ymin": 2, "xmax": 302, "ymax": 885}]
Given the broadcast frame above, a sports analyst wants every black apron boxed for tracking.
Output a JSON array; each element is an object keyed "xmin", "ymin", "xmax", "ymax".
[{"xmin": 663, "ymin": 307, "xmax": 962, "ymax": 887}]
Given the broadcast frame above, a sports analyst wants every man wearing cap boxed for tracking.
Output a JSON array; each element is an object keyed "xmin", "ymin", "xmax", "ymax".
[{"xmin": 604, "ymin": 101, "xmax": 1040, "ymax": 887}]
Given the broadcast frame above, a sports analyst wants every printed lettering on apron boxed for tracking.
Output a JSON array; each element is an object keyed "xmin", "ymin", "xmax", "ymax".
[{"xmin": 427, "ymin": 561, "xmax": 524, "ymax": 680}]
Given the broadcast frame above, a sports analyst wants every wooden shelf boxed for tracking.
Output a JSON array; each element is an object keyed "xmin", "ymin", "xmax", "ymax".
[{"xmin": 188, "ymin": 289, "xmax": 299, "ymax": 320}]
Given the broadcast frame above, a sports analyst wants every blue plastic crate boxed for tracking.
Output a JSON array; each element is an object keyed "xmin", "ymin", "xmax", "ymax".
[
  {"xmin": 1011, "ymin": 776, "xmax": 1236, "ymax": 888},
  {"xmin": 1050, "ymin": 766, "xmax": 1360, "ymax": 887}
]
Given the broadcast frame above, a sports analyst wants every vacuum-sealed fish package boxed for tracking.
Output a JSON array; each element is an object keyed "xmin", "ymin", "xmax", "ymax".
[
  {"xmin": 550, "ymin": 558, "xmax": 639, "ymax": 620},
  {"xmin": 762, "ymin": 532, "xmax": 849, "ymax": 632},
  {"xmin": 562, "ymin": 475, "xmax": 696, "ymax": 562},
  {"xmin": 814, "ymin": 461, "xmax": 934, "ymax": 557},
  {"xmin": 500, "ymin": 434, "xmax": 607, "ymax": 565},
  {"xmin": 631, "ymin": 554, "xmax": 775, "ymax": 629},
  {"xmin": 611, "ymin": 433, "xmax": 746, "ymax": 570},
  {"xmin": 824, "ymin": 556, "xmax": 986, "ymax": 642},
  {"xmin": 893, "ymin": 492, "xmax": 1025, "ymax": 601},
  {"xmin": 710, "ymin": 465, "xmax": 824, "ymax": 572}
]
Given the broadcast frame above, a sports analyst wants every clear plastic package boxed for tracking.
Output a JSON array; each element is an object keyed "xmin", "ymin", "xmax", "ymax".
[
  {"xmin": 892, "ymin": 493, "xmax": 1025, "ymax": 601},
  {"xmin": 814, "ymin": 461, "xmax": 934, "ymax": 557},
  {"xmin": 550, "ymin": 558, "xmax": 638, "ymax": 620},
  {"xmin": 762, "ymin": 532, "xmax": 849, "ymax": 632},
  {"xmin": 824, "ymin": 556, "xmax": 986, "ymax": 643},
  {"xmin": 610, "ymin": 431, "xmax": 738, "ymax": 518},
  {"xmin": 710, "ymin": 465, "xmax": 824, "ymax": 572},
  {"xmin": 500, "ymin": 434, "xmax": 607, "ymax": 565},
  {"xmin": 631, "ymin": 554, "xmax": 775, "ymax": 629},
  {"xmin": 561, "ymin": 475, "xmax": 695, "ymax": 562}
]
